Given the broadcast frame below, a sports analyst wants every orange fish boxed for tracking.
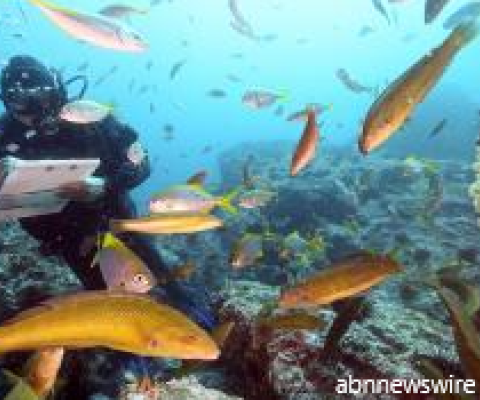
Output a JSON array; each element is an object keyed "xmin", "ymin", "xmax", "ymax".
[
  {"xmin": 23, "ymin": 347, "xmax": 64, "ymax": 397},
  {"xmin": 290, "ymin": 109, "xmax": 319, "ymax": 176},
  {"xmin": 279, "ymin": 252, "xmax": 402, "ymax": 308}
]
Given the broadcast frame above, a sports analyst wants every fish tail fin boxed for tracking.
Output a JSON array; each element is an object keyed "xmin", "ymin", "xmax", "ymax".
[
  {"xmin": 454, "ymin": 21, "xmax": 478, "ymax": 48},
  {"xmin": 219, "ymin": 189, "xmax": 239, "ymax": 214},
  {"xmin": 277, "ymin": 89, "xmax": 289, "ymax": 102}
]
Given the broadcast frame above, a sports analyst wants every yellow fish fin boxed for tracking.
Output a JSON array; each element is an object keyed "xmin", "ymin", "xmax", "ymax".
[
  {"xmin": 218, "ymin": 188, "xmax": 240, "ymax": 214},
  {"xmin": 277, "ymin": 89, "xmax": 289, "ymax": 102}
]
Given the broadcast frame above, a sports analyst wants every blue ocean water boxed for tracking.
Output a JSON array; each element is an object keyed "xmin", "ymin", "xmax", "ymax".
[{"xmin": 0, "ymin": 0, "xmax": 479, "ymax": 209}]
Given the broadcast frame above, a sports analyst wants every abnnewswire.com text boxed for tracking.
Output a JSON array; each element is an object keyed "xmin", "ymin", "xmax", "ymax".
[{"xmin": 336, "ymin": 376, "xmax": 476, "ymax": 395}]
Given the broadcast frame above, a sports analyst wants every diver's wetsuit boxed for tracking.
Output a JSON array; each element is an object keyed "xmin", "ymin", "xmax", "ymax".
[
  {"xmin": 0, "ymin": 113, "xmax": 158, "ymax": 288},
  {"xmin": 0, "ymin": 113, "xmax": 215, "ymax": 329}
]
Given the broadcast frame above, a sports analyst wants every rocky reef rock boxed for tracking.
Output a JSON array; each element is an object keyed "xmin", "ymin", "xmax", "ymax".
[{"xmin": 0, "ymin": 221, "xmax": 80, "ymax": 320}]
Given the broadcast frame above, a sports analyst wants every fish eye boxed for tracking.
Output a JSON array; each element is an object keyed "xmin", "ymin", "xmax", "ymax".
[{"xmin": 133, "ymin": 274, "xmax": 148, "ymax": 284}]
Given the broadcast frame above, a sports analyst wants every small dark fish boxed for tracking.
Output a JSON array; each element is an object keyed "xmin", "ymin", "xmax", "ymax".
[
  {"xmin": 149, "ymin": 103, "xmax": 155, "ymax": 113},
  {"xmin": 146, "ymin": 60, "xmax": 153, "ymax": 70},
  {"xmin": 186, "ymin": 171, "xmax": 208, "ymax": 186},
  {"xmin": 443, "ymin": 2, "xmax": 480, "ymax": 30},
  {"xmin": 77, "ymin": 62, "xmax": 89, "ymax": 72},
  {"xmin": 228, "ymin": 0, "xmax": 253, "ymax": 33},
  {"xmin": 427, "ymin": 118, "xmax": 447, "ymax": 138},
  {"xmin": 260, "ymin": 33, "xmax": 278, "ymax": 42},
  {"xmin": 164, "ymin": 124, "xmax": 174, "ymax": 133},
  {"xmin": 372, "ymin": 0, "xmax": 391, "ymax": 24},
  {"xmin": 230, "ymin": 52, "xmax": 244, "ymax": 59},
  {"xmin": 150, "ymin": 0, "xmax": 162, "ymax": 6},
  {"xmin": 230, "ymin": 20, "xmax": 257, "ymax": 40},
  {"xmin": 169, "ymin": 59, "xmax": 186, "ymax": 80},
  {"xmin": 17, "ymin": 2, "xmax": 28, "ymax": 24},
  {"xmin": 226, "ymin": 74, "xmax": 242, "ymax": 83},
  {"xmin": 128, "ymin": 78, "xmax": 135, "ymax": 92},
  {"xmin": 336, "ymin": 68, "xmax": 372, "ymax": 94},
  {"xmin": 425, "ymin": 0, "xmax": 450, "ymax": 24},
  {"xmin": 12, "ymin": 32, "xmax": 24, "ymax": 39},
  {"xmin": 358, "ymin": 25, "xmax": 375, "ymax": 37},
  {"xmin": 201, "ymin": 145, "xmax": 212, "ymax": 154},
  {"xmin": 98, "ymin": 5, "xmax": 149, "ymax": 19},
  {"xmin": 93, "ymin": 66, "xmax": 118, "ymax": 87},
  {"xmin": 207, "ymin": 89, "xmax": 227, "ymax": 98},
  {"xmin": 138, "ymin": 84, "xmax": 149, "ymax": 95}
]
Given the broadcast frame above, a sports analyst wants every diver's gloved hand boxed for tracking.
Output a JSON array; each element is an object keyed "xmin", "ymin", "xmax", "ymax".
[
  {"xmin": 160, "ymin": 280, "xmax": 217, "ymax": 331},
  {"xmin": 57, "ymin": 177, "xmax": 105, "ymax": 202}
]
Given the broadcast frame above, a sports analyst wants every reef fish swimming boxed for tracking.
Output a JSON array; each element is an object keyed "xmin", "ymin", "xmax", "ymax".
[
  {"xmin": 27, "ymin": 0, "xmax": 148, "ymax": 52},
  {"xmin": 290, "ymin": 109, "xmax": 319, "ymax": 176},
  {"xmin": 359, "ymin": 22, "xmax": 477, "ymax": 154},
  {"xmin": 0, "ymin": 291, "xmax": 220, "ymax": 360},
  {"xmin": 92, "ymin": 232, "xmax": 156, "ymax": 293},
  {"xmin": 279, "ymin": 251, "xmax": 402, "ymax": 308},
  {"xmin": 110, "ymin": 213, "xmax": 224, "ymax": 235}
]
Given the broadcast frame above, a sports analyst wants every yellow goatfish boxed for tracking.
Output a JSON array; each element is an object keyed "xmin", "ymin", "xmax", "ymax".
[
  {"xmin": 0, "ymin": 291, "xmax": 219, "ymax": 360},
  {"xmin": 279, "ymin": 251, "xmax": 402, "ymax": 308},
  {"xmin": 359, "ymin": 22, "xmax": 477, "ymax": 154},
  {"xmin": 109, "ymin": 213, "xmax": 223, "ymax": 235},
  {"xmin": 27, "ymin": 0, "xmax": 148, "ymax": 52}
]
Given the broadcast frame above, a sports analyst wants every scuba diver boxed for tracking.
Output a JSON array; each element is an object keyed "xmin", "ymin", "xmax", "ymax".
[{"xmin": 0, "ymin": 55, "xmax": 216, "ymax": 393}]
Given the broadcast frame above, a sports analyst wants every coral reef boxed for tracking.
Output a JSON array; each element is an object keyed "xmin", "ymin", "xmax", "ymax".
[
  {"xmin": 216, "ymin": 280, "xmax": 457, "ymax": 399},
  {"xmin": 1, "ymin": 141, "xmax": 479, "ymax": 398}
]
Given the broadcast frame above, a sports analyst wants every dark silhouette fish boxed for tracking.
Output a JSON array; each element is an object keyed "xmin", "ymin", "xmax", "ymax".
[
  {"xmin": 207, "ymin": 89, "xmax": 227, "ymax": 98},
  {"xmin": 427, "ymin": 118, "xmax": 447, "ymax": 138},
  {"xmin": 425, "ymin": 0, "xmax": 450, "ymax": 24},
  {"xmin": 228, "ymin": 0, "xmax": 253, "ymax": 33},
  {"xmin": 443, "ymin": 2, "xmax": 480, "ymax": 29},
  {"xmin": 372, "ymin": 0, "xmax": 391, "ymax": 24},
  {"xmin": 170, "ymin": 59, "xmax": 186, "ymax": 80},
  {"xmin": 336, "ymin": 68, "xmax": 372, "ymax": 94},
  {"xmin": 186, "ymin": 170, "xmax": 208, "ymax": 186}
]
